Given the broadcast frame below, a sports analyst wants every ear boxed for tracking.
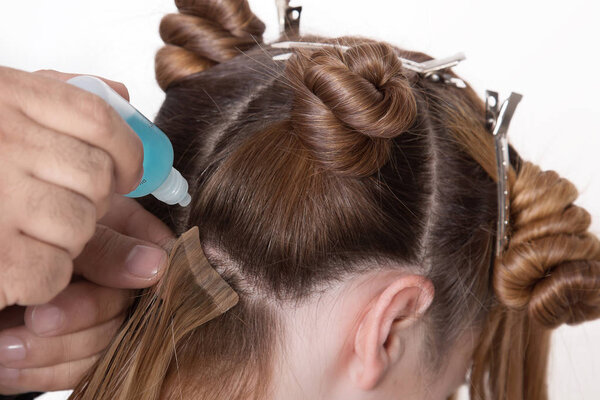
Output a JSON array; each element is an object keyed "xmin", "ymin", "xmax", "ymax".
[{"xmin": 349, "ymin": 275, "xmax": 434, "ymax": 390}]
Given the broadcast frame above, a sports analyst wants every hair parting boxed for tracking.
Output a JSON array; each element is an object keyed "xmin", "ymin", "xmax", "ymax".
[{"xmin": 71, "ymin": 1, "xmax": 600, "ymax": 399}]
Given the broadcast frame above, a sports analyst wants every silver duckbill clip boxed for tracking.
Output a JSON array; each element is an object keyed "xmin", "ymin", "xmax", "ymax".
[
  {"xmin": 485, "ymin": 90, "xmax": 523, "ymax": 257},
  {"xmin": 276, "ymin": 0, "xmax": 302, "ymax": 37},
  {"xmin": 271, "ymin": 1, "xmax": 466, "ymax": 88},
  {"xmin": 271, "ymin": 41, "xmax": 467, "ymax": 88}
]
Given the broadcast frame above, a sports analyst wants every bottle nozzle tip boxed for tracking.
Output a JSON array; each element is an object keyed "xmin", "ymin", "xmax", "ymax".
[
  {"xmin": 179, "ymin": 193, "xmax": 192, "ymax": 207},
  {"xmin": 151, "ymin": 167, "xmax": 191, "ymax": 207}
]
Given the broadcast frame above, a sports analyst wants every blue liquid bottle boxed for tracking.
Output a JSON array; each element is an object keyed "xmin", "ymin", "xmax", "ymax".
[{"xmin": 68, "ymin": 76, "xmax": 191, "ymax": 207}]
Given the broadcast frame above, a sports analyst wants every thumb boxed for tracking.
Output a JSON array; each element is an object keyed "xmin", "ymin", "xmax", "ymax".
[{"xmin": 73, "ymin": 224, "xmax": 169, "ymax": 289}]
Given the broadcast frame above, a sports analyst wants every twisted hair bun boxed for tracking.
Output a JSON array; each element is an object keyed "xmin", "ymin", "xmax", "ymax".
[
  {"xmin": 156, "ymin": 0, "xmax": 265, "ymax": 90},
  {"xmin": 286, "ymin": 42, "xmax": 418, "ymax": 177},
  {"xmin": 494, "ymin": 162, "xmax": 600, "ymax": 328}
]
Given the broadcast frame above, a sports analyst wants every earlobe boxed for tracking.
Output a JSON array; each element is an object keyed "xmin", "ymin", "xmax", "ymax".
[{"xmin": 350, "ymin": 275, "xmax": 434, "ymax": 390}]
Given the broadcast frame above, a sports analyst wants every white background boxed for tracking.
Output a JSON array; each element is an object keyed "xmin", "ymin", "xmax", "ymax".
[{"xmin": 1, "ymin": 0, "xmax": 599, "ymax": 399}]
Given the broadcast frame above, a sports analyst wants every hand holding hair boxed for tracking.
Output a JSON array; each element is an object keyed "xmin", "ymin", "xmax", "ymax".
[{"xmin": 0, "ymin": 196, "xmax": 174, "ymax": 394}]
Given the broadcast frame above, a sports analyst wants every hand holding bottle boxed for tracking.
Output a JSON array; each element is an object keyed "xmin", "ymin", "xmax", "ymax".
[
  {"xmin": 0, "ymin": 68, "xmax": 174, "ymax": 394},
  {"xmin": 0, "ymin": 67, "xmax": 144, "ymax": 309}
]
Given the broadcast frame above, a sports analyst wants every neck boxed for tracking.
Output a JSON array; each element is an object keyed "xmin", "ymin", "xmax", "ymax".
[{"xmin": 268, "ymin": 271, "xmax": 473, "ymax": 400}]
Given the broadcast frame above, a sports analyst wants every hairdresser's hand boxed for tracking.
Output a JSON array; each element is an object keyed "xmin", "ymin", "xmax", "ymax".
[
  {"xmin": 0, "ymin": 196, "xmax": 174, "ymax": 394},
  {"xmin": 0, "ymin": 67, "xmax": 144, "ymax": 311}
]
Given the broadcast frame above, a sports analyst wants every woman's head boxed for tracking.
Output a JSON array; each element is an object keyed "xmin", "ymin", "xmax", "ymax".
[{"xmin": 71, "ymin": 1, "xmax": 600, "ymax": 399}]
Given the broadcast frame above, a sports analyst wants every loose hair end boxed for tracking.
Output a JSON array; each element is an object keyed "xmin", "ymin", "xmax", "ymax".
[{"xmin": 69, "ymin": 227, "xmax": 239, "ymax": 400}]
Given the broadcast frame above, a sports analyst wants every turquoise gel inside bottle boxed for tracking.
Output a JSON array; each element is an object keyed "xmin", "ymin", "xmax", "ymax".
[
  {"xmin": 67, "ymin": 76, "xmax": 191, "ymax": 206},
  {"xmin": 123, "ymin": 113, "xmax": 174, "ymax": 197}
]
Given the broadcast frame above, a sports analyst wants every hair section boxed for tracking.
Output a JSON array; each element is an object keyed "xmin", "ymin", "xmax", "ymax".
[
  {"xmin": 72, "ymin": 1, "xmax": 600, "ymax": 399},
  {"xmin": 156, "ymin": 0, "xmax": 265, "ymax": 90}
]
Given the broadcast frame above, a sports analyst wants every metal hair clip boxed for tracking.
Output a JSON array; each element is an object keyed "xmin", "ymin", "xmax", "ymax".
[
  {"xmin": 276, "ymin": 0, "xmax": 302, "ymax": 36},
  {"xmin": 271, "ymin": 41, "xmax": 467, "ymax": 88},
  {"xmin": 485, "ymin": 90, "xmax": 523, "ymax": 257}
]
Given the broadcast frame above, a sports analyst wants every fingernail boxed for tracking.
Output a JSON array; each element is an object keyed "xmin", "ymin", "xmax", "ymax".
[
  {"xmin": 126, "ymin": 245, "xmax": 166, "ymax": 279},
  {"xmin": 0, "ymin": 336, "xmax": 26, "ymax": 365},
  {"xmin": 0, "ymin": 366, "xmax": 19, "ymax": 382},
  {"xmin": 30, "ymin": 304, "xmax": 65, "ymax": 335}
]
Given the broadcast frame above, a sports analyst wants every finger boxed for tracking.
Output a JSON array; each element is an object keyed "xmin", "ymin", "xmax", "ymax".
[
  {"xmin": 7, "ymin": 68, "xmax": 142, "ymax": 194},
  {"xmin": 33, "ymin": 69, "xmax": 130, "ymax": 101},
  {"xmin": 100, "ymin": 195, "xmax": 174, "ymax": 247},
  {"xmin": 74, "ymin": 224, "xmax": 167, "ymax": 288},
  {"xmin": 0, "ymin": 232, "xmax": 72, "ymax": 308},
  {"xmin": 1, "ymin": 109, "xmax": 114, "ymax": 217},
  {"xmin": 0, "ymin": 316, "xmax": 122, "ymax": 369},
  {"xmin": 0, "ymin": 354, "xmax": 99, "ymax": 393},
  {"xmin": 24, "ymin": 281, "xmax": 133, "ymax": 337},
  {"xmin": 14, "ymin": 174, "xmax": 96, "ymax": 258}
]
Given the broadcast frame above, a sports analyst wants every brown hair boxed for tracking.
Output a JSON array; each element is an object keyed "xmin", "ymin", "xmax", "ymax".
[{"xmin": 70, "ymin": 0, "xmax": 600, "ymax": 399}]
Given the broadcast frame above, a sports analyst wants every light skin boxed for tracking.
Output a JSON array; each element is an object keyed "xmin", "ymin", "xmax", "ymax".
[
  {"xmin": 0, "ymin": 68, "xmax": 175, "ymax": 394},
  {"xmin": 269, "ymin": 269, "xmax": 477, "ymax": 400}
]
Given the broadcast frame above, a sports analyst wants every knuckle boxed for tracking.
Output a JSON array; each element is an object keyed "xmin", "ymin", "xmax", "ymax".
[
  {"xmin": 70, "ymin": 200, "xmax": 97, "ymax": 255},
  {"xmin": 81, "ymin": 93, "xmax": 115, "ymax": 141},
  {"xmin": 88, "ymin": 148, "xmax": 114, "ymax": 201},
  {"xmin": 51, "ymin": 192, "xmax": 97, "ymax": 256},
  {"xmin": 53, "ymin": 130, "xmax": 85, "ymax": 168},
  {"xmin": 88, "ymin": 225, "xmax": 118, "ymax": 260},
  {"xmin": 60, "ymin": 137, "xmax": 114, "ymax": 207},
  {"xmin": 81, "ymin": 226, "xmax": 117, "ymax": 269},
  {"xmin": 91, "ymin": 225, "xmax": 116, "ymax": 259},
  {"xmin": 66, "ymin": 191, "xmax": 96, "ymax": 227},
  {"xmin": 32, "ymin": 69, "xmax": 57, "ymax": 77}
]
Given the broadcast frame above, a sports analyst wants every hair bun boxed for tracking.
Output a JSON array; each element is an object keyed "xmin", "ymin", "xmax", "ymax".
[
  {"xmin": 156, "ymin": 0, "xmax": 265, "ymax": 90},
  {"xmin": 494, "ymin": 162, "xmax": 600, "ymax": 328},
  {"xmin": 286, "ymin": 42, "xmax": 417, "ymax": 177}
]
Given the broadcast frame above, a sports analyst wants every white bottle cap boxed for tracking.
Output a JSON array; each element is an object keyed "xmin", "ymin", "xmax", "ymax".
[{"xmin": 152, "ymin": 167, "xmax": 192, "ymax": 207}]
